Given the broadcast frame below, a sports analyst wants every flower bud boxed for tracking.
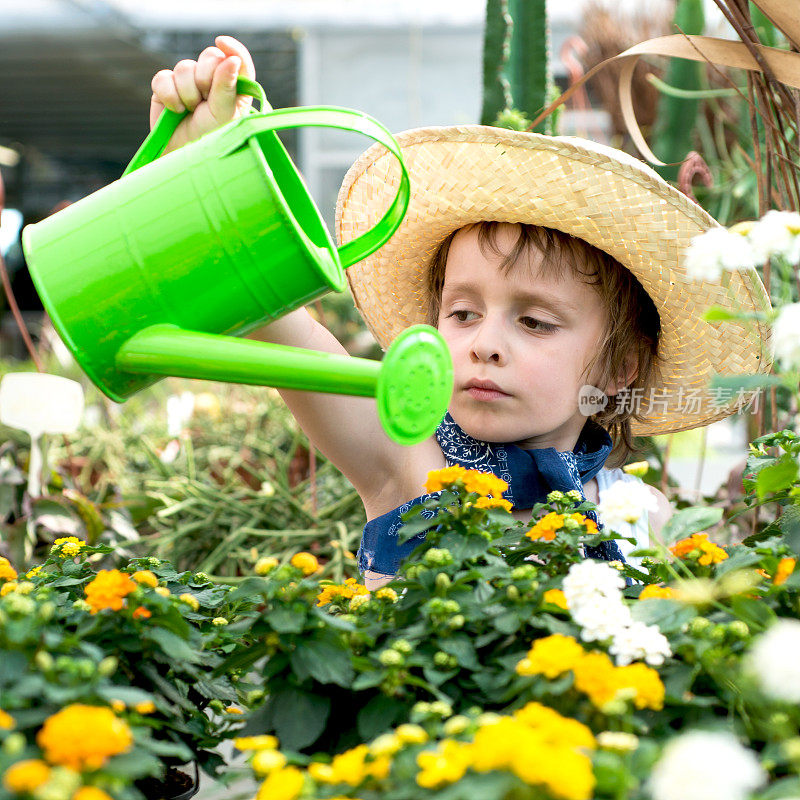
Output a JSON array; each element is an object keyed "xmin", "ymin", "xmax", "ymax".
[
  {"xmin": 378, "ymin": 649, "xmax": 404, "ymax": 667},
  {"xmin": 435, "ymin": 573, "xmax": 451, "ymax": 591},
  {"xmin": 392, "ymin": 639, "xmax": 413, "ymax": 655},
  {"xmin": 35, "ymin": 651, "xmax": 54, "ymax": 671},
  {"xmin": 506, "ymin": 585, "xmax": 520, "ymax": 601},
  {"xmin": 2, "ymin": 732, "xmax": 25, "ymax": 755},
  {"xmin": 98, "ymin": 656, "xmax": 118, "ymax": 676}
]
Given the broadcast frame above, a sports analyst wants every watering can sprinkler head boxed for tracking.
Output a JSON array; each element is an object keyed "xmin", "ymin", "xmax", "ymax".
[{"xmin": 21, "ymin": 78, "xmax": 453, "ymax": 445}]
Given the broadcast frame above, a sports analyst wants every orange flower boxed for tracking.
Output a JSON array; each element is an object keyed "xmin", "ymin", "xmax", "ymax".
[
  {"xmin": 74, "ymin": 788, "xmax": 115, "ymax": 800},
  {"xmin": 569, "ymin": 512, "xmax": 598, "ymax": 535},
  {"xmin": 132, "ymin": 606, "xmax": 151, "ymax": 620},
  {"xmin": 37, "ymin": 705, "xmax": 133, "ymax": 770},
  {"xmin": 0, "ymin": 557, "xmax": 17, "ymax": 582},
  {"xmin": 461, "ymin": 470, "xmax": 509, "ymax": 498},
  {"xmin": 2, "ymin": 760, "xmax": 51, "ymax": 793},
  {"xmin": 84, "ymin": 570, "xmax": 137, "ymax": 614},
  {"xmin": 639, "ymin": 584, "xmax": 674, "ymax": 600},
  {"xmin": 774, "ymin": 557, "xmax": 796, "ymax": 586},
  {"xmin": 670, "ymin": 533, "xmax": 727, "ymax": 566},
  {"xmin": 131, "ymin": 570, "xmax": 158, "ymax": 588},
  {"xmin": 526, "ymin": 512, "xmax": 565, "ymax": 542},
  {"xmin": 424, "ymin": 465, "xmax": 468, "ymax": 493}
]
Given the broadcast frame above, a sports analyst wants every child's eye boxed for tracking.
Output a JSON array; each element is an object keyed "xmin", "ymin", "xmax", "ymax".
[
  {"xmin": 521, "ymin": 316, "xmax": 557, "ymax": 332},
  {"xmin": 447, "ymin": 310, "xmax": 476, "ymax": 322}
]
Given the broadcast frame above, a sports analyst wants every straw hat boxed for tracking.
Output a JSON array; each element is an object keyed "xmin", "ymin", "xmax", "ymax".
[{"xmin": 335, "ymin": 125, "xmax": 772, "ymax": 436}]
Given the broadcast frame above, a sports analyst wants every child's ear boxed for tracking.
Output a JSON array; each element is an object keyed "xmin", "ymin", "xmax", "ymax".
[{"xmin": 604, "ymin": 351, "xmax": 639, "ymax": 397}]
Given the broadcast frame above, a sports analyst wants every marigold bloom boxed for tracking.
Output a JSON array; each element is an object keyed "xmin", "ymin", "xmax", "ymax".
[
  {"xmin": 639, "ymin": 584, "xmax": 675, "ymax": 600},
  {"xmin": 542, "ymin": 589, "xmax": 568, "ymax": 609},
  {"xmin": 132, "ymin": 606, "xmax": 151, "ymax": 620},
  {"xmin": 255, "ymin": 766, "xmax": 304, "ymax": 800},
  {"xmin": 475, "ymin": 496, "xmax": 513, "ymax": 512},
  {"xmin": 526, "ymin": 512, "xmax": 565, "ymax": 542},
  {"xmin": 51, "ymin": 537, "xmax": 87, "ymax": 558},
  {"xmin": 774, "ymin": 557, "xmax": 796, "ymax": 586},
  {"xmin": 517, "ymin": 634, "xmax": 585, "ymax": 679},
  {"xmin": 131, "ymin": 570, "xmax": 158, "ymax": 588},
  {"xmin": 424, "ymin": 465, "xmax": 468, "ymax": 493},
  {"xmin": 73, "ymin": 787, "xmax": 115, "ymax": 800},
  {"xmin": 670, "ymin": 533, "xmax": 728, "ymax": 566},
  {"xmin": 37, "ymin": 705, "xmax": 133, "ymax": 770},
  {"xmin": 2, "ymin": 760, "xmax": 51, "ymax": 793},
  {"xmin": 84, "ymin": 570, "xmax": 137, "ymax": 614},
  {"xmin": 290, "ymin": 552, "xmax": 319, "ymax": 576},
  {"xmin": 0, "ymin": 709, "xmax": 15, "ymax": 729},
  {"xmin": 0, "ymin": 559, "xmax": 17, "ymax": 581}
]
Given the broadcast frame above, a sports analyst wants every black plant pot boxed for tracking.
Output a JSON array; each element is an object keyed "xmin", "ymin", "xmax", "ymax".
[{"xmin": 136, "ymin": 763, "xmax": 200, "ymax": 800}]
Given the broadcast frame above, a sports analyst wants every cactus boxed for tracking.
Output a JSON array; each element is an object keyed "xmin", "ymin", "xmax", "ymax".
[
  {"xmin": 481, "ymin": 0, "xmax": 553, "ymax": 134},
  {"xmin": 651, "ymin": 0, "xmax": 706, "ymax": 183}
]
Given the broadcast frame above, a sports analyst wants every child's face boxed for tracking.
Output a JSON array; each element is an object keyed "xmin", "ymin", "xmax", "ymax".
[{"xmin": 437, "ymin": 224, "xmax": 611, "ymax": 451}]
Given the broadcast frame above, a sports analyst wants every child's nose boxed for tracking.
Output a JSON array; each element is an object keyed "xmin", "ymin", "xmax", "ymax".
[{"xmin": 469, "ymin": 320, "xmax": 506, "ymax": 364}]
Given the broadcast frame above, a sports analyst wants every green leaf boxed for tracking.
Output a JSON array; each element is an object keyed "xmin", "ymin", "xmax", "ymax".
[
  {"xmin": 268, "ymin": 607, "xmax": 307, "ymax": 634},
  {"xmin": 756, "ymin": 454, "xmax": 799, "ymax": 500},
  {"xmin": 631, "ymin": 600, "xmax": 695, "ymax": 634},
  {"xmin": 96, "ymin": 686, "xmax": 154, "ymax": 706},
  {"xmin": 356, "ymin": 694, "xmax": 406, "ymax": 741},
  {"xmin": 778, "ymin": 504, "xmax": 800, "ymax": 555},
  {"xmin": 270, "ymin": 686, "xmax": 331, "ymax": 751},
  {"xmin": 731, "ymin": 596, "xmax": 777, "ymax": 631},
  {"xmin": 104, "ymin": 750, "xmax": 162, "ymax": 779},
  {"xmin": 145, "ymin": 628, "xmax": 201, "ymax": 664},
  {"xmin": 438, "ymin": 636, "xmax": 481, "ymax": 670},
  {"xmin": 289, "ymin": 636, "xmax": 354, "ymax": 687},
  {"xmin": 659, "ymin": 506, "xmax": 723, "ymax": 544}
]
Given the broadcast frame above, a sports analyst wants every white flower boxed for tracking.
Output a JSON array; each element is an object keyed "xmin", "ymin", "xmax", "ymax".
[
  {"xmin": 597, "ymin": 731, "xmax": 639, "ymax": 752},
  {"xmin": 597, "ymin": 479, "xmax": 659, "ymax": 530},
  {"xmin": 771, "ymin": 303, "xmax": 800, "ymax": 371},
  {"xmin": 562, "ymin": 559, "xmax": 626, "ymax": 608},
  {"xmin": 572, "ymin": 600, "xmax": 631, "ymax": 643},
  {"xmin": 746, "ymin": 618, "xmax": 800, "ymax": 703},
  {"xmin": 747, "ymin": 209, "xmax": 800, "ymax": 265},
  {"xmin": 608, "ymin": 619, "xmax": 672, "ymax": 666},
  {"xmin": 648, "ymin": 731, "xmax": 765, "ymax": 800},
  {"xmin": 683, "ymin": 227, "xmax": 757, "ymax": 281}
]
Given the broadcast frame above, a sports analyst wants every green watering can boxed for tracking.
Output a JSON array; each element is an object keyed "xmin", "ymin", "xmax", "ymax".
[{"xmin": 21, "ymin": 78, "xmax": 453, "ymax": 445}]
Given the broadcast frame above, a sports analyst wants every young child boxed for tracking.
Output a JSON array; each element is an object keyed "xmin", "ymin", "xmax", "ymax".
[{"xmin": 149, "ymin": 37, "xmax": 771, "ymax": 589}]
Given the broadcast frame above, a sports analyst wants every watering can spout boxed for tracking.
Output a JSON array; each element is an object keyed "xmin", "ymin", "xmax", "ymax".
[{"xmin": 117, "ymin": 324, "xmax": 453, "ymax": 446}]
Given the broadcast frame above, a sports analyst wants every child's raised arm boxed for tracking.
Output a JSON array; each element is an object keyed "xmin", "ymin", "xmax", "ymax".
[{"xmin": 148, "ymin": 40, "xmax": 432, "ymax": 513}]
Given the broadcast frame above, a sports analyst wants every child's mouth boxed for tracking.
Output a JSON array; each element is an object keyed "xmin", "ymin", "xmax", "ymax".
[{"xmin": 466, "ymin": 386, "xmax": 510, "ymax": 402}]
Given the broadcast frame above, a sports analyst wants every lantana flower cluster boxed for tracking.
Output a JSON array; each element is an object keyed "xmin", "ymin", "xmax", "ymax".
[
  {"xmin": 669, "ymin": 533, "xmax": 728, "ymax": 567},
  {"xmin": 562, "ymin": 560, "xmax": 672, "ymax": 666}
]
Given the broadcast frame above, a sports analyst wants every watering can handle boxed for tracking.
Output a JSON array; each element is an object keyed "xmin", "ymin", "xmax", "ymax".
[
  {"xmin": 123, "ymin": 78, "xmax": 409, "ymax": 269},
  {"xmin": 122, "ymin": 76, "xmax": 269, "ymax": 178}
]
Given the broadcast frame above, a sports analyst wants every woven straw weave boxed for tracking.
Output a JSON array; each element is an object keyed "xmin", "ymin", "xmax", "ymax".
[{"xmin": 336, "ymin": 126, "xmax": 772, "ymax": 436}]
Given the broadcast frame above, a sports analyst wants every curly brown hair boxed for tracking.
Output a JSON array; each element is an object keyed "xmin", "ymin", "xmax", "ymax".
[{"xmin": 425, "ymin": 222, "xmax": 661, "ymax": 466}]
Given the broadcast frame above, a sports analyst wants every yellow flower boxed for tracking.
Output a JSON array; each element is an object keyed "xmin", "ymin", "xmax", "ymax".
[
  {"xmin": 235, "ymin": 736, "xmax": 279, "ymax": 751},
  {"xmin": 51, "ymin": 537, "xmax": 87, "ymax": 558},
  {"xmin": 639, "ymin": 584, "xmax": 675, "ymax": 600},
  {"xmin": 132, "ymin": 570, "xmax": 158, "ymax": 588},
  {"xmin": 225, "ymin": 706, "xmax": 244, "ymax": 715},
  {"xmin": 252, "ymin": 749, "xmax": 287, "ymax": 776},
  {"xmin": 0, "ymin": 562, "xmax": 18, "ymax": 582},
  {"xmin": 615, "ymin": 663, "xmax": 664, "ymax": 711},
  {"xmin": 0, "ymin": 709, "xmax": 15, "ymax": 729},
  {"xmin": 178, "ymin": 593, "xmax": 200, "ymax": 612},
  {"xmin": 424, "ymin": 465, "xmax": 468, "ymax": 493},
  {"xmin": 307, "ymin": 763, "xmax": 335, "ymax": 783},
  {"xmin": 474, "ymin": 496, "xmax": 513, "ymax": 512},
  {"xmin": 316, "ymin": 578, "xmax": 368, "ymax": 607},
  {"xmin": 26, "ymin": 566, "xmax": 43, "ymax": 579},
  {"xmin": 110, "ymin": 700, "xmax": 126, "ymax": 713},
  {"xmin": 329, "ymin": 745, "xmax": 369, "ymax": 786},
  {"xmin": 416, "ymin": 739, "xmax": 471, "ymax": 788},
  {"xmin": 154, "ymin": 587, "xmax": 170, "ymax": 598},
  {"xmin": 525, "ymin": 512, "xmax": 565, "ymax": 542},
  {"xmin": 255, "ymin": 557, "xmax": 279, "ymax": 576},
  {"xmin": 369, "ymin": 733, "xmax": 402, "ymax": 757},
  {"xmin": 542, "ymin": 589, "xmax": 568, "ymax": 610},
  {"xmin": 568, "ymin": 512, "xmax": 598, "ymax": 535},
  {"xmin": 395, "ymin": 724, "xmax": 428, "ymax": 744},
  {"xmin": 1, "ymin": 582, "xmax": 17, "ymax": 597},
  {"xmin": 774, "ymin": 557, "xmax": 796, "ymax": 586},
  {"xmin": 516, "ymin": 634, "xmax": 585, "ymax": 679},
  {"xmin": 134, "ymin": 701, "xmax": 155, "ymax": 715},
  {"xmin": 375, "ymin": 587, "xmax": 398, "ymax": 602},
  {"xmin": 255, "ymin": 766, "xmax": 304, "ymax": 800},
  {"xmin": 84, "ymin": 570, "xmax": 137, "ymax": 614},
  {"xmin": 73, "ymin": 788, "xmax": 115, "ymax": 800},
  {"xmin": 572, "ymin": 652, "xmax": 619, "ymax": 708},
  {"xmin": 290, "ymin": 552, "xmax": 319, "ymax": 576},
  {"xmin": 512, "ymin": 703, "xmax": 595, "ymax": 751},
  {"xmin": 3, "ymin": 759, "xmax": 51, "ymax": 793},
  {"xmin": 37, "ymin": 705, "xmax": 133, "ymax": 770},
  {"xmin": 461, "ymin": 471, "xmax": 509, "ymax": 499}
]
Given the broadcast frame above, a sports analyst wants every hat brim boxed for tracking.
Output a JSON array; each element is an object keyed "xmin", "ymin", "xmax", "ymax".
[{"xmin": 336, "ymin": 125, "xmax": 772, "ymax": 436}]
